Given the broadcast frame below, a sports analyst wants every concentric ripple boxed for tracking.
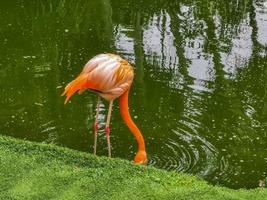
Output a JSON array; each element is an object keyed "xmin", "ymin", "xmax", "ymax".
[
  {"xmin": 148, "ymin": 129, "xmax": 219, "ymax": 175},
  {"xmin": 147, "ymin": 92, "xmax": 231, "ymax": 178},
  {"xmin": 147, "ymin": 110, "xmax": 235, "ymax": 183}
]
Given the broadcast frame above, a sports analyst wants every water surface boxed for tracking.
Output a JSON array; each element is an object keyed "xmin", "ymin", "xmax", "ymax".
[{"xmin": 1, "ymin": 0, "xmax": 267, "ymax": 189}]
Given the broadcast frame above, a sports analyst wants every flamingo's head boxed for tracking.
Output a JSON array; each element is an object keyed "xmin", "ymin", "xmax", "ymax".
[{"xmin": 133, "ymin": 150, "xmax": 148, "ymax": 165}]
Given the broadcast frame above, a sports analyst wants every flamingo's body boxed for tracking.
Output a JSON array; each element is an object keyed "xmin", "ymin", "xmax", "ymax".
[{"xmin": 62, "ymin": 54, "xmax": 147, "ymax": 164}]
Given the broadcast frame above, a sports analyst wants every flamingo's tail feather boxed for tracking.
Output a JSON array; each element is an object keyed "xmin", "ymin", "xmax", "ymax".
[{"xmin": 62, "ymin": 74, "xmax": 89, "ymax": 104}]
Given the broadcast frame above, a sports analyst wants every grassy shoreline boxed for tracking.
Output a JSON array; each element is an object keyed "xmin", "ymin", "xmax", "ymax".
[{"xmin": 0, "ymin": 135, "xmax": 266, "ymax": 200}]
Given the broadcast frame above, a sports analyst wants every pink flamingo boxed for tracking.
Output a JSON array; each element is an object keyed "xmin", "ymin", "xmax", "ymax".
[{"xmin": 62, "ymin": 54, "xmax": 147, "ymax": 164}]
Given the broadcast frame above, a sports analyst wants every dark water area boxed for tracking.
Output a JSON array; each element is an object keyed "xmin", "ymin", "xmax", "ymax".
[{"xmin": 0, "ymin": 0, "xmax": 267, "ymax": 189}]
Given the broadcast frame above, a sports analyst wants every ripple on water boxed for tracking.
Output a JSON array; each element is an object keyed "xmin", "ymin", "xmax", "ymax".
[
  {"xmin": 41, "ymin": 120, "xmax": 58, "ymax": 143},
  {"xmin": 148, "ymin": 114, "xmax": 223, "ymax": 177},
  {"xmin": 148, "ymin": 129, "xmax": 235, "ymax": 184},
  {"xmin": 217, "ymin": 155, "xmax": 234, "ymax": 183}
]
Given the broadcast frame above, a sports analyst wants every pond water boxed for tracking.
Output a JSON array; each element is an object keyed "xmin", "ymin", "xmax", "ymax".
[{"xmin": 1, "ymin": 0, "xmax": 267, "ymax": 189}]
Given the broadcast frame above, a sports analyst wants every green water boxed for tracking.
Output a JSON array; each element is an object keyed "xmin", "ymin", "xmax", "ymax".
[{"xmin": 1, "ymin": 0, "xmax": 267, "ymax": 189}]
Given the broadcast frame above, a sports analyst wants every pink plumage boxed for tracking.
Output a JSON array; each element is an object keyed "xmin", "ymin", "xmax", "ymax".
[{"xmin": 62, "ymin": 54, "xmax": 134, "ymax": 102}]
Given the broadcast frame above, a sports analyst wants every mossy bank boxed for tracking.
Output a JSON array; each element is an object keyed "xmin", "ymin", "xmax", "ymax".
[{"xmin": 0, "ymin": 135, "xmax": 266, "ymax": 200}]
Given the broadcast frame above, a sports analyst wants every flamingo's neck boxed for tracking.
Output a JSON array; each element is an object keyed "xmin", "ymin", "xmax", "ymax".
[{"xmin": 119, "ymin": 89, "xmax": 146, "ymax": 162}]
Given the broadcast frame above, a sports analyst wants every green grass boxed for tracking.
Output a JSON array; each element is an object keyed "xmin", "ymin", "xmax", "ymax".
[{"xmin": 0, "ymin": 135, "xmax": 266, "ymax": 200}]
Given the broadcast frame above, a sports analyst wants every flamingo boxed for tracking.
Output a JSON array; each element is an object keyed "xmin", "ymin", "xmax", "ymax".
[{"xmin": 62, "ymin": 53, "xmax": 147, "ymax": 164}]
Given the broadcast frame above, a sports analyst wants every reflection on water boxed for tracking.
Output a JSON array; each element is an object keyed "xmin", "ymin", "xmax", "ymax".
[{"xmin": 0, "ymin": 0, "xmax": 267, "ymax": 189}]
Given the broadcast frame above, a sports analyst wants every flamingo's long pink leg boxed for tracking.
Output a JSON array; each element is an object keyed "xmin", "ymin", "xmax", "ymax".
[
  {"xmin": 93, "ymin": 96, "xmax": 101, "ymax": 155},
  {"xmin": 105, "ymin": 100, "xmax": 113, "ymax": 158}
]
